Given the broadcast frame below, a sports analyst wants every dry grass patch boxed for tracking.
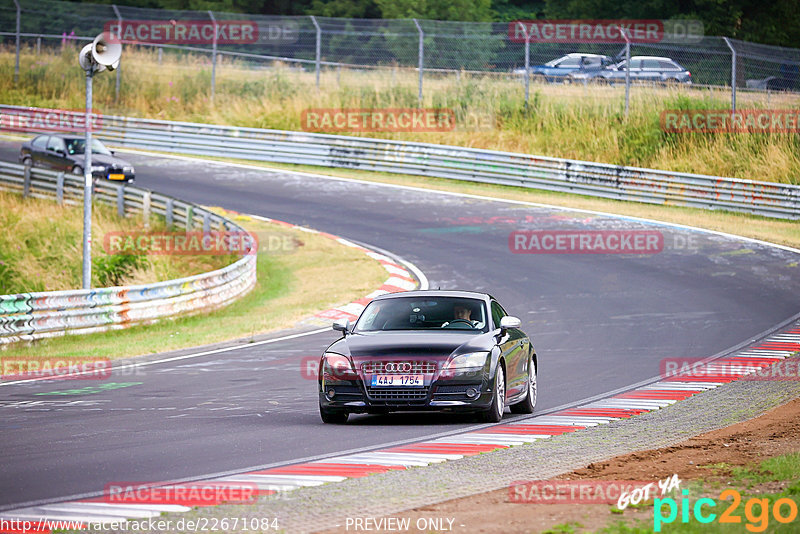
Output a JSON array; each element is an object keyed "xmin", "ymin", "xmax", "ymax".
[
  {"xmin": 3, "ymin": 214, "xmax": 388, "ymax": 360},
  {"xmin": 0, "ymin": 192, "xmax": 231, "ymax": 293},
  {"xmin": 3, "ymin": 45, "xmax": 799, "ymax": 184}
]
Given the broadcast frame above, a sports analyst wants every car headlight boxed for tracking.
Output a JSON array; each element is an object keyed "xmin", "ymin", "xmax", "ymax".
[
  {"xmin": 322, "ymin": 352, "xmax": 357, "ymax": 380},
  {"xmin": 444, "ymin": 352, "xmax": 489, "ymax": 370},
  {"xmin": 90, "ymin": 165, "xmax": 107, "ymax": 172},
  {"xmin": 124, "ymin": 166, "xmax": 134, "ymax": 173}
]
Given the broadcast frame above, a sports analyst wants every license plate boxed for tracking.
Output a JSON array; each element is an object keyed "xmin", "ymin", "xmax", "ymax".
[
  {"xmin": 108, "ymin": 173, "xmax": 125, "ymax": 180},
  {"xmin": 370, "ymin": 374, "xmax": 424, "ymax": 387}
]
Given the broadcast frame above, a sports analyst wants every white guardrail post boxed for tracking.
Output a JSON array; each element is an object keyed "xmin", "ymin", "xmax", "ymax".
[{"xmin": 0, "ymin": 159, "xmax": 257, "ymax": 344}]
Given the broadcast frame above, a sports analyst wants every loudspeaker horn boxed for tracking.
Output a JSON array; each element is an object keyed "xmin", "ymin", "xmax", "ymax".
[{"xmin": 91, "ymin": 32, "xmax": 122, "ymax": 71}]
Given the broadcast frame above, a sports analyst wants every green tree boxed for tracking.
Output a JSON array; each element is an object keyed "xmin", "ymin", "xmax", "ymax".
[
  {"xmin": 308, "ymin": 0, "xmax": 381, "ymax": 18},
  {"xmin": 375, "ymin": 0, "xmax": 493, "ymax": 22}
]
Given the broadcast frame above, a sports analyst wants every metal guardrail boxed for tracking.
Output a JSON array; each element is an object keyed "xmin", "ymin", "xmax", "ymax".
[
  {"xmin": 0, "ymin": 160, "xmax": 257, "ymax": 344},
  {"xmin": 8, "ymin": 107, "xmax": 789, "ymax": 220}
]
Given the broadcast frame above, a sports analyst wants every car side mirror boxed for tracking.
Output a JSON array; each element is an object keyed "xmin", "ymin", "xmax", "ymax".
[
  {"xmin": 500, "ymin": 316, "xmax": 521, "ymax": 330},
  {"xmin": 332, "ymin": 319, "xmax": 350, "ymax": 334}
]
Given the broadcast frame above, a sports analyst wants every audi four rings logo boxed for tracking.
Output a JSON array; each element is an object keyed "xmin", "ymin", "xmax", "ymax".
[{"xmin": 385, "ymin": 362, "xmax": 412, "ymax": 373}]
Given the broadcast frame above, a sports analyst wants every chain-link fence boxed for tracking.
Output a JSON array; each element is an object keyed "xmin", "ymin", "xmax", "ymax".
[{"xmin": 1, "ymin": 0, "xmax": 800, "ymax": 109}]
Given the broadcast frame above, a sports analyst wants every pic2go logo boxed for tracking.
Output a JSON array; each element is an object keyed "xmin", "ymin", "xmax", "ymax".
[{"xmin": 654, "ymin": 489, "xmax": 798, "ymax": 532}]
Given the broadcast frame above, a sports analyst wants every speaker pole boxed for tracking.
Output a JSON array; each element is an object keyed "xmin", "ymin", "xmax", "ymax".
[
  {"xmin": 79, "ymin": 33, "xmax": 122, "ymax": 289},
  {"xmin": 82, "ymin": 66, "xmax": 93, "ymax": 289}
]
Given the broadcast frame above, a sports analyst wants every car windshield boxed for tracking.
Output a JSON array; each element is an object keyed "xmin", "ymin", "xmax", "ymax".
[
  {"xmin": 354, "ymin": 297, "xmax": 488, "ymax": 332},
  {"xmin": 65, "ymin": 138, "xmax": 112, "ymax": 156},
  {"xmin": 545, "ymin": 56, "xmax": 574, "ymax": 67}
]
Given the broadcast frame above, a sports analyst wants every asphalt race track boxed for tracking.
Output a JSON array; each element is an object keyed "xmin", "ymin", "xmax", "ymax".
[{"xmin": 1, "ymin": 141, "xmax": 799, "ymax": 510}]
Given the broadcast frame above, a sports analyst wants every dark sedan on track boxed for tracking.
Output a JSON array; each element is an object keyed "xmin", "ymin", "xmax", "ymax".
[
  {"xmin": 20, "ymin": 134, "xmax": 135, "ymax": 182},
  {"xmin": 318, "ymin": 290, "xmax": 537, "ymax": 424}
]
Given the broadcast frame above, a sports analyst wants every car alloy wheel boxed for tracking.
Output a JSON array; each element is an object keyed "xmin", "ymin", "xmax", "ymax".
[
  {"xmin": 482, "ymin": 364, "xmax": 505, "ymax": 423},
  {"xmin": 511, "ymin": 356, "xmax": 536, "ymax": 414}
]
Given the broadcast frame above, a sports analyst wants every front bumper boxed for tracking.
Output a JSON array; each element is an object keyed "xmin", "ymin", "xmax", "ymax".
[
  {"xmin": 96, "ymin": 169, "xmax": 135, "ymax": 182},
  {"xmin": 319, "ymin": 372, "xmax": 492, "ymax": 414}
]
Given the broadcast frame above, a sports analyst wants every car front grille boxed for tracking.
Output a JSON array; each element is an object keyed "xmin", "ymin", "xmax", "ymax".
[
  {"xmin": 366, "ymin": 387, "xmax": 429, "ymax": 402},
  {"xmin": 360, "ymin": 361, "xmax": 437, "ymax": 374}
]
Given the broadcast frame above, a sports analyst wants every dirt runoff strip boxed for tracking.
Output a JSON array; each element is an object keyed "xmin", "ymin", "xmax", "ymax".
[{"xmin": 121, "ymin": 355, "xmax": 797, "ymax": 534}]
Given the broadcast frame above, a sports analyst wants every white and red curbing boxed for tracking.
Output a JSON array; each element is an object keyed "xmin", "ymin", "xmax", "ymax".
[
  {"xmin": 3, "ymin": 326, "xmax": 798, "ymax": 531},
  {"xmin": 250, "ymin": 214, "xmax": 418, "ymax": 325}
]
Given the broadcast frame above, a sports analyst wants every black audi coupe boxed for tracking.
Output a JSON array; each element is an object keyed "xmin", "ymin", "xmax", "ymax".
[{"xmin": 318, "ymin": 290, "xmax": 537, "ymax": 424}]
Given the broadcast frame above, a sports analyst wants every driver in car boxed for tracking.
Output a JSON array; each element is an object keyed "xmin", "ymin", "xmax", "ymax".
[{"xmin": 442, "ymin": 304, "xmax": 483, "ymax": 328}]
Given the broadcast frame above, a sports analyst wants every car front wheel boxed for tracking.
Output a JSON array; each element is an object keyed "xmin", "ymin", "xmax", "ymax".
[
  {"xmin": 510, "ymin": 356, "xmax": 537, "ymax": 414},
  {"xmin": 320, "ymin": 406, "xmax": 349, "ymax": 424},
  {"xmin": 481, "ymin": 364, "xmax": 505, "ymax": 423}
]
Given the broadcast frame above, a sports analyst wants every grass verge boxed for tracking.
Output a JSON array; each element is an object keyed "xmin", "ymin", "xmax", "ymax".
[
  {"xmin": 2, "ymin": 46, "xmax": 799, "ymax": 184},
  {"xmin": 2, "ymin": 213, "xmax": 388, "ymax": 361},
  {"xmin": 0, "ymin": 191, "xmax": 233, "ymax": 293}
]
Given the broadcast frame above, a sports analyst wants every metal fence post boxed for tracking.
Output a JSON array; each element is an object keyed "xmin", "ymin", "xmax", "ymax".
[
  {"xmin": 142, "ymin": 190, "xmax": 151, "ymax": 229},
  {"xmin": 116, "ymin": 184, "xmax": 125, "ymax": 217},
  {"xmin": 208, "ymin": 10, "xmax": 218, "ymax": 102},
  {"xmin": 36, "ymin": 36, "xmax": 41, "ymax": 55},
  {"xmin": 112, "ymin": 4, "xmax": 122, "ymax": 101},
  {"xmin": 13, "ymin": 0, "xmax": 20, "ymax": 84},
  {"xmin": 22, "ymin": 164, "xmax": 30, "ymax": 197},
  {"xmin": 310, "ymin": 16, "xmax": 321, "ymax": 89},
  {"xmin": 516, "ymin": 21, "xmax": 530, "ymax": 108},
  {"xmin": 56, "ymin": 171, "xmax": 64, "ymax": 204},
  {"xmin": 185, "ymin": 205, "xmax": 194, "ymax": 230},
  {"xmin": 165, "ymin": 198, "xmax": 174, "ymax": 228},
  {"xmin": 621, "ymin": 28, "xmax": 631, "ymax": 118},
  {"xmin": 413, "ymin": 19, "xmax": 423, "ymax": 104},
  {"xmin": 723, "ymin": 37, "xmax": 737, "ymax": 113}
]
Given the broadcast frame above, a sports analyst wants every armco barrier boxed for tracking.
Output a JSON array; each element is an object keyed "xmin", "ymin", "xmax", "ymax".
[
  {"xmin": 2, "ymin": 105, "xmax": 795, "ymax": 219},
  {"xmin": 0, "ymin": 160, "xmax": 257, "ymax": 344}
]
